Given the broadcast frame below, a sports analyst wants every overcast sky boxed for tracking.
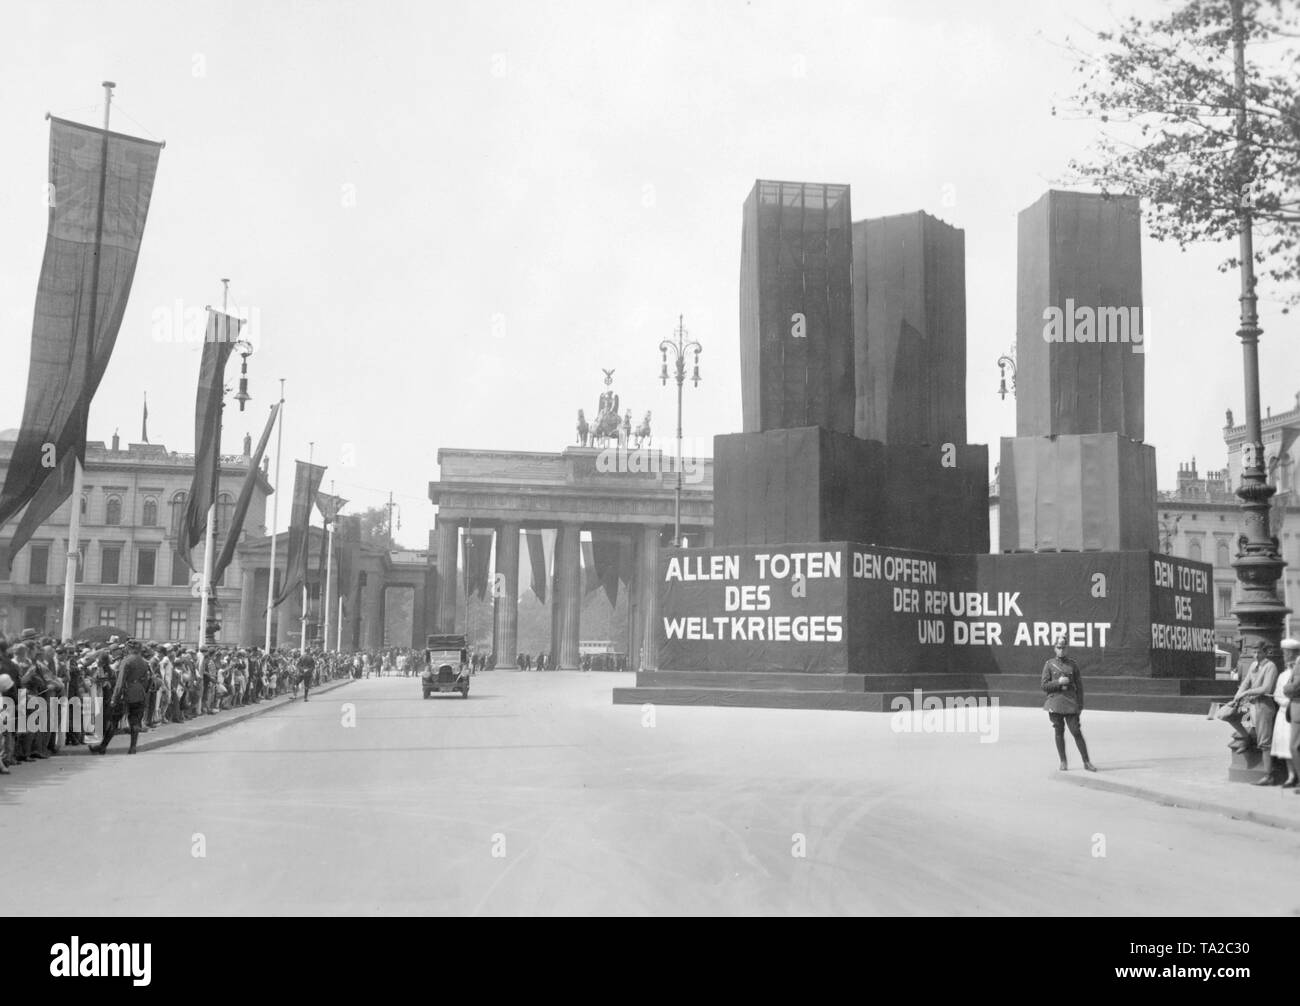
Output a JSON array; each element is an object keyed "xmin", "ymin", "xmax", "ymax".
[{"xmin": 2, "ymin": 0, "xmax": 1295, "ymax": 548}]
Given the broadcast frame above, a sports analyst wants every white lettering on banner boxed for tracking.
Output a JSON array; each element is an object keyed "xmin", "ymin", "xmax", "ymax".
[
  {"xmin": 919, "ymin": 591, "xmax": 1022, "ymax": 617},
  {"xmin": 754, "ymin": 551, "xmax": 842, "ymax": 580},
  {"xmin": 665, "ymin": 554, "xmax": 740, "ymax": 582},
  {"xmin": 1151, "ymin": 623, "xmax": 1216, "ymax": 652},
  {"xmin": 1010, "ymin": 621, "xmax": 1111, "ymax": 648},
  {"xmin": 851, "ymin": 551, "xmax": 937, "ymax": 584},
  {"xmin": 663, "ymin": 615, "xmax": 843, "ymax": 643}
]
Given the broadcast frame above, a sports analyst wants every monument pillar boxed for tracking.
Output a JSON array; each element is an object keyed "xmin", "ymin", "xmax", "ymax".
[
  {"xmin": 435, "ymin": 516, "xmax": 458, "ymax": 633},
  {"xmin": 492, "ymin": 522, "xmax": 520, "ymax": 667},
  {"xmin": 552, "ymin": 523, "xmax": 581, "ymax": 669}
]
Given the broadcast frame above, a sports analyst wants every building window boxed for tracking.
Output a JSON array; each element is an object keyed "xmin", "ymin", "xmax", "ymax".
[
  {"xmin": 1188, "ymin": 539, "xmax": 1202, "ymax": 562},
  {"xmin": 105, "ymin": 496, "xmax": 122, "ymax": 526},
  {"xmin": 75, "ymin": 543, "xmax": 86, "ymax": 583},
  {"xmin": 170, "ymin": 491, "xmax": 188, "ymax": 539},
  {"xmin": 98, "ymin": 606, "xmax": 117, "ymax": 627},
  {"xmin": 1217, "ymin": 587, "xmax": 1234, "ymax": 619},
  {"xmin": 1217, "ymin": 541, "xmax": 1231, "ymax": 568},
  {"xmin": 29, "ymin": 544, "xmax": 49, "ymax": 585},
  {"xmin": 172, "ymin": 549, "xmax": 191, "ymax": 588},
  {"xmin": 137, "ymin": 547, "xmax": 156, "ymax": 586},
  {"xmin": 135, "ymin": 608, "xmax": 153, "ymax": 639},
  {"xmin": 80, "ymin": 496, "xmax": 87, "ymax": 517},
  {"xmin": 168, "ymin": 608, "xmax": 188, "ymax": 641},
  {"xmin": 142, "ymin": 498, "xmax": 158, "ymax": 526},
  {"xmin": 101, "ymin": 546, "xmax": 121, "ymax": 585},
  {"xmin": 215, "ymin": 493, "xmax": 234, "ymax": 539},
  {"xmin": 0, "ymin": 541, "xmax": 8, "ymax": 581}
]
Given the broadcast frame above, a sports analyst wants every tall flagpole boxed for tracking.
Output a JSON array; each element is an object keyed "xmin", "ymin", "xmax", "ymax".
[
  {"xmin": 301, "ymin": 441, "xmax": 313, "ymax": 649},
  {"xmin": 264, "ymin": 379, "xmax": 285, "ymax": 651},
  {"xmin": 337, "ymin": 595, "xmax": 344, "ymax": 652},
  {"xmin": 323, "ymin": 480, "xmax": 335, "ymax": 654},
  {"xmin": 196, "ymin": 279, "xmax": 228, "ymax": 654},
  {"xmin": 61, "ymin": 82, "xmax": 115, "ymax": 641}
]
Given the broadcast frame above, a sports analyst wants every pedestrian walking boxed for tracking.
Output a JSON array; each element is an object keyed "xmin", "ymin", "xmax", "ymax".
[
  {"xmin": 1041, "ymin": 637, "xmax": 1096, "ymax": 772},
  {"xmin": 94, "ymin": 640, "xmax": 151, "ymax": 755}
]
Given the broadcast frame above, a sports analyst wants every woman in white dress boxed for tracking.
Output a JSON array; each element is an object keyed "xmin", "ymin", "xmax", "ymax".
[{"xmin": 1271, "ymin": 658, "xmax": 1296, "ymax": 787}]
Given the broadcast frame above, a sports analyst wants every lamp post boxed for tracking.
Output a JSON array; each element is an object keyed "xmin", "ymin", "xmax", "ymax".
[
  {"xmin": 1228, "ymin": 0, "xmax": 1289, "ymax": 655},
  {"xmin": 997, "ymin": 346, "xmax": 1017, "ymax": 400},
  {"xmin": 660, "ymin": 314, "xmax": 702, "ymax": 548}
]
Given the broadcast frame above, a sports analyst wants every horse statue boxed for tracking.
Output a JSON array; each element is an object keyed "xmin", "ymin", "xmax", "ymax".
[
  {"xmin": 633, "ymin": 411, "xmax": 652, "ymax": 448},
  {"xmin": 590, "ymin": 393, "xmax": 621, "ymax": 447},
  {"xmin": 577, "ymin": 409, "xmax": 589, "ymax": 447}
]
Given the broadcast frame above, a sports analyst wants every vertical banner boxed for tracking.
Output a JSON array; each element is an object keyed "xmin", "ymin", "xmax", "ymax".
[
  {"xmin": 525, "ymin": 530, "xmax": 548, "ymax": 604},
  {"xmin": 212, "ymin": 402, "xmax": 280, "ymax": 584},
  {"xmin": 0, "ymin": 117, "xmax": 162, "ymax": 565},
  {"xmin": 179, "ymin": 310, "xmax": 242, "ymax": 564},
  {"xmin": 273, "ymin": 460, "xmax": 327, "ymax": 606},
  {"xmin": 463, "ymin": 530, "xmax": 494, "ymax": 600}
]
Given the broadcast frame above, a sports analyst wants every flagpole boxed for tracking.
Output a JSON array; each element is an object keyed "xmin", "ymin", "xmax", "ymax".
[
  {"xmin": 61, "ymin": 82, "xmax": 114, "ymax": 642},
  {"xmin": 196, "ymin": 279, "xmax": 229, "ymax": 656},
  {"xmin": 264, "ymin": 379, "xmax": 285, "ymax": 651},
  {"xmin": 323, "ymin": 480, "xmax": 335, "ymax": 654}
]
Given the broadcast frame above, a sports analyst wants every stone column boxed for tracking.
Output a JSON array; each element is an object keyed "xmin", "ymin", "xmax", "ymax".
[
  {"xmin": 551, "ymin": 523, "xmax": 582, "ymax": 669},
  {"xmin": 239, "ymin": 567, "xmax": 257, "ymax": 646},
  {"xmin": 435, "ymin": 517, "xmax": 459, "ymax": 633},
  {"xmin": 492, "ymin": 523, "xmax": 520, "ymax": 667},
  {"xmin": 633, "ymin": 525, "xmax": 661, "ymax": 670}
]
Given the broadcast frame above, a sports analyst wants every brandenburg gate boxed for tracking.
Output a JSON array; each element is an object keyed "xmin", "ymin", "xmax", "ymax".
[{"xmin": 427, "ymin": 445, "xmax": 713, "ymax": 670}]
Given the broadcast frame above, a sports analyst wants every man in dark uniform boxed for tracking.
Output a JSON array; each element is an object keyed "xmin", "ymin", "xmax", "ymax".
[
  {"xmin": 93, "ymin": 639, "xmax": 152, "ymax": 755},
  {"xmin": 298, "ymin": 649, "xmax": 316, "ymax": 702},
  {"xmin": 1041, "ymin": 637, "xmax": 1097, "ymax": 772}
]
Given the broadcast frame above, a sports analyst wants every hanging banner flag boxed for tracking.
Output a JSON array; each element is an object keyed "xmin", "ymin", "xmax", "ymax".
[
  {"xmin": 212, "ymin": 402, "xmax": 280, "ymax": 585},
  {"xmin": 273, "ymin": 460, "xmax": 327, "ymax": 606},
  {"xmin": 142, "ymin": 392, "xmax": 149, "ymax": 444},
  {"xmin": 314, "ymin": 492, "xmax": 349, "ymax": 587},
  {"xmin": 463, "ymin": 530, "xmax": 494, "ymax": 600},
  {"xmin": 581, "ymin": 539, "xmax": 601, "ymax": 595},
  {"xmin": 525, "ymin": 530, "xmax": 548, "ymax": 604},
  {"xmin": 178, "ymin": 310, "xmax": 242, "ymax": 565},
  {"xmin": 0, "ymin": 116, "xmax": 163, "ymax": 563},
  {"xmin": 590, "ymin": 530, "xmax": 632, "ymax": 607}
]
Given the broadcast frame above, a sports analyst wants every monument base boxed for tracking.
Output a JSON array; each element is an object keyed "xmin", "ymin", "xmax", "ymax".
[{"xmin": 615, "ymin": 540, "xmax": 1236, "ymax": 714}]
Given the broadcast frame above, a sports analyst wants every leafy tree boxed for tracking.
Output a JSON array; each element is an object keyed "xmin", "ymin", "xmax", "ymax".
[
  {"xmin": 1057, "ymin": 0, "xmax": 1300, "ymax": 307},
  {"xmin": 357, "ymin": 505, "xmax": 395, "ymax": 548}
]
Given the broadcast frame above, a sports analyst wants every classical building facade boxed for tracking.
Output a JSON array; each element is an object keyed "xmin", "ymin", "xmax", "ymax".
[{"xmin": 0, "ymin": 430, "xmax": 271, "ymax": 643}]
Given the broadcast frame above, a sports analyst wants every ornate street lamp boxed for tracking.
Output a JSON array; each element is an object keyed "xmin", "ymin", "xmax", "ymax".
[
  {"xmin": 660, "ymin": 314, "xmax": 702, "ymax": 548},
  {"xmin": 997, "ymin": 346, "xmax": 1017, "ymax": 401}
]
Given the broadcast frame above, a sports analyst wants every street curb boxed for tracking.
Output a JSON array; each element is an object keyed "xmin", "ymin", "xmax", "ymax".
[
  {"xmin": 1058, "ymin": 771, "xmax": 1300, "ymax": 834},
  {"xmin": 66, "ymin": 677, "xmax": 354, "ymax": 756}
]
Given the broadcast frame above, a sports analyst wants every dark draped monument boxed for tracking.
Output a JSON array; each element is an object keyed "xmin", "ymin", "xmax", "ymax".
[{"xmin": 615, "ymin": 181, "xmax": 1233, "ymax": 715}]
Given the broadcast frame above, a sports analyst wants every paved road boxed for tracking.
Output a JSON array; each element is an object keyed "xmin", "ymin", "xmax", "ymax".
[{"xmin": 4, "ymin": 672, "xmax": 1299, "ymax": 915}]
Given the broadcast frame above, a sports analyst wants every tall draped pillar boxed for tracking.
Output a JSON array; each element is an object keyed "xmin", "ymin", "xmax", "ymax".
[
  {"xmin": 492, "ymin": 522, "xmax": 520, "ymax": 667},
  {"xmin": 239, "ymin": 568, "xmax": 257, "ymax": 646},
  {"xmin": 435, "ymin": 517, "xmax": 459, "ymax": 633},
  {"xmin": 551, "ymin": 523, "xmax": 581, "ymax": 669},
  {"xmin": 632, "ymin": 525, "xmax": 661, "ymax": 670}
]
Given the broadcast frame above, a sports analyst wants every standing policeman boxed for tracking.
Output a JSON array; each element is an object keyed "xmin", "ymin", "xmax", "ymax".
[{"xmin": 1042, "ymin": 637, "xmax": 1097, "ymax": 772}]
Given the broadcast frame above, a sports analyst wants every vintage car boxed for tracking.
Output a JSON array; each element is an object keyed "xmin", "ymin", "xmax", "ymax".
[{"xmin": 422, "ymin": 633, "xmax": 470, "ymax": 699}]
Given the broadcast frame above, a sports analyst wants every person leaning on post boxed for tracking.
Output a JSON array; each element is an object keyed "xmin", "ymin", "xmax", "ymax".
[
  {"xmin": 1041, "ymin": 636, "xmax": 1097, "ymax": 772},
  {"xmin": 1223, "ymin": 640, "xmax": 1280, "ymax": 782}
]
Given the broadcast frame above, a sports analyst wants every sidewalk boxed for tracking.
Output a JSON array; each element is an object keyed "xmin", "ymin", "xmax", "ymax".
[
  {"xmin": 1058, "ymin": 711, "xmax": 1300, "ymax": 833},
  {"xmin": 58, "ymin": 675, "xmax": 353, "ymax": 756}
]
